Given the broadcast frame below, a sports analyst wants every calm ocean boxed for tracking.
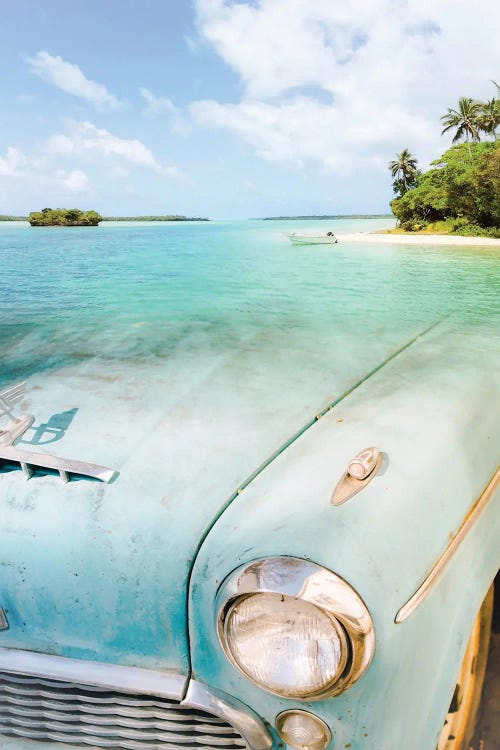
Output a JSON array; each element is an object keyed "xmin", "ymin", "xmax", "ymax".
[{"xmin": 1, "ymin": 217, "xmax": 499, "ymax": 479}]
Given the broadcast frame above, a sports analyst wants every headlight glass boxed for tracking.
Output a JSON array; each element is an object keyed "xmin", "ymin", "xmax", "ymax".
[{"xmin": 224, "ymin": 592, "xmax": 348, "ymax": 698}]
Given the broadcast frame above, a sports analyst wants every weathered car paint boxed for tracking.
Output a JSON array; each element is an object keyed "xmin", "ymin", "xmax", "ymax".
[
  {"xmin": 0, "ymin": 321, "xmax": 498, "ymax": 750},
  {"xmin": 188, "ymin": 322, "xmax": 499, "ymax": 750},
  {"xmin": 0, "ymin": 458, "xmax": 193, "ymax": 671},
  {"xmin": 0, "ymin": 320, "xmax": 440, "ymax": 671}
]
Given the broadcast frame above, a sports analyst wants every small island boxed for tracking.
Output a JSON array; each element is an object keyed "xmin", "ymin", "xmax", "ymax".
[
  {"xmin": 29, "ymin": 208, "xmax": 102, "ymax": 226},
  {"xmin": 1, "ymin": 213, "xmax": 211, "ymax": 223},
  {"xmin": 262, "ymin": 214, "xmax": 393, "ymax": 220}
]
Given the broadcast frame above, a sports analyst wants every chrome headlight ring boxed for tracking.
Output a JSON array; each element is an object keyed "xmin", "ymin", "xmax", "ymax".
[{"xmin": 216, "ymin": 557, "xmax": 375, "ymax": 700}]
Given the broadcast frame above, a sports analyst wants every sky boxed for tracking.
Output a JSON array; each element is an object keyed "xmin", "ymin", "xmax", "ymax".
[{"xmin": 0, "ymin": 0, "xmax": 498, "ymax": 219}]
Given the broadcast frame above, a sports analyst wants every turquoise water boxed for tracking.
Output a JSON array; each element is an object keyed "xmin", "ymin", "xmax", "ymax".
[
  {"xmin": 0, "ymin": 217, "xmax": 499, "ymax": 461},
  {"xmin": 1, "ymin": 218, "xmax": 498, "ymax": 382}
]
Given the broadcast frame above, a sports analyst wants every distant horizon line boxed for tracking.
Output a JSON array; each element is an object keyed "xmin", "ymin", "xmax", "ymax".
[
  {"xmin": 257, "ymin": 214, "xmax": 393, "ymax": 220},
  {"xmin": 1, "ymin": 213, "xmax": 394, "ymax": 222}
]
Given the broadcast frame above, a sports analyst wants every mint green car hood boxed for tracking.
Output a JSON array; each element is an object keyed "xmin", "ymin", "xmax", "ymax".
[
  {"xmin": 0, "ymin": 318, "xmax": 480, "ymax": 673},
  {"xmin": 0, "ymin": 320, "xmax": 424, "ymax": 673}
]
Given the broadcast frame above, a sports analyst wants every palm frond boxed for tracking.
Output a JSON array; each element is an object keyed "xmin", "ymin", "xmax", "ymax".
[
  {"xmin": 441, "ymin": 121, "xmax": 458, "ymax": 135},
  {"xmin": 441, "ymin": 98, "xmax": 483, "ymax": 143},
  {"xmin": 452, "ymin": 123, "xmax": 466, "ymax": 143}
]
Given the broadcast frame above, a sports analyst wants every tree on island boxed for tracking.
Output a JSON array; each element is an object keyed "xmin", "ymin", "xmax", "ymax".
[
  {"xmin": 440, "ymin": 85, "xmax": 499, "ymax": 151},
  {"xmin": 440, "ymin": 97, "xmax": 482, "ymax": 154},
  {"xmin": 388, "ymin": 149, "xmax": 420, "ymax": 197},
  {"xmin": 390, "ymin": 141, "xmax": 499, "ymax": 236},
  {"xmin": 29, "ymin": 208, "xmax": 102, "ymax": 226},
  {"xmin": 478, "ymin": 98, "xmax": 500, "ymax": 139},
  {"xmin": 100, "ymin": 215, "xmax": 209, "ymax": 222},
  {"xmin": 388, "ymin": 82, "xmax": 500, "ymax": 237}
]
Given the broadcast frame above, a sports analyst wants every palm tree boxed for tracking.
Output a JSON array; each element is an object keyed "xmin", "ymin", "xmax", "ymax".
[
  {"xmin": 478, "ymin": 98, "xmax": 500, "ymax": 139},
  {"xmin": 441, "ymin": 98, "xmax": 482, "ymax": 155},
  {"xmin": 389, "ymin": 149, "xmax": 418, "ymax": 195}
]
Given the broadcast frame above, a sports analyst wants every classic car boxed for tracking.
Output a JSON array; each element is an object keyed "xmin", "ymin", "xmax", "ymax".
[{"xmin": 0, "ymin": 316, "xmax": 498, "ymax": 750}]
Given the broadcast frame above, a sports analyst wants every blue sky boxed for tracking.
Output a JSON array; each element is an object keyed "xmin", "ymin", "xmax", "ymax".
[{"xmin": 0, "ymin": 0, "xmax": 498, "ymax": 218}]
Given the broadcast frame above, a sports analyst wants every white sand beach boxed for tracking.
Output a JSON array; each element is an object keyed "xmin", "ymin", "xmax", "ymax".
[{"xmin": 336, "ymin": 232, "xmax": 500, "ymax": 247}]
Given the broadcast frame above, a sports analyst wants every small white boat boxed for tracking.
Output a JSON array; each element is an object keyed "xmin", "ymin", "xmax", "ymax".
[{"xmin": 287, "ymin": 232, "xmax": 338, "ymax": 245}]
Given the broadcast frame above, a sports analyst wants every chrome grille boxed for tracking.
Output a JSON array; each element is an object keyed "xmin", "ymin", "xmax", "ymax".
[{"xmin": 0, "ymin": 673, "xmax": 248, "ymax": 750}]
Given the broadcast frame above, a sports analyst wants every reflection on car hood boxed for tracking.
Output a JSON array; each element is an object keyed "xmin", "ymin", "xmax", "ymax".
[{"xmin": 0, "ymin": 317, "xmax": 485, "ymax": 672}]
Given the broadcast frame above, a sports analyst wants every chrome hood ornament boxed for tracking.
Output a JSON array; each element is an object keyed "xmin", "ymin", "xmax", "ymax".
[
  {"xmin": 331, "ymin": 446, "xmax": 382, "ymax": 505},
  {"xmin": 0, "ymin": 382, "xmax": 34, "ymax": 447},
  {"xmin": 0, "ymin": 381, "xmax": 116, "ymax": 484}
]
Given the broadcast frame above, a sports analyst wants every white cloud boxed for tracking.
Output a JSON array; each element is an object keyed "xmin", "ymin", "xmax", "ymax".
[
  {"xmin": 48, "ymin": 121, "xmax": 176, "ymax": 174},
  {"xmin": 140, "ymin": 88, "xmax": 176, "ymax": 116},
  {"xmin": 61, "ymin": 169, "xmax": 89, "ymax": 192},
  {"xmin": 0, "ymin": 145, "xmax": 89, "ymax": 193},
  {"xmin": 192, "ymin": 0, "xmax": 500, "ymax": 171},
  {"xmin": 77, "ymin": 121, "xmax": 160, "ymax": 167},
  {"xmin": 192, "ymin": 97, "xmax": 433, "ymax": 171},
  {"xmin": 47, "ymin": 134, "xmax": 75, "ymax": 156},
  {"xmin": 140, "ymin": 88, "xmax": 191, "ymax": 135},
  {"xmin": 0, "ymin": 121, "xmax": 179, "ymax": 204},
  {"xmin": 27, "ymin": 51, "xmax": 120, "ymax": 109},
  {"xmin": 0, "ymin": 147, "xmax": 28, "ymax": 176}
]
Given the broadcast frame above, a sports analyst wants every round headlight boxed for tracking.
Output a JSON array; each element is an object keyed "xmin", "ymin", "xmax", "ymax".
[
  {"xmin": 217, "ymin": 557, "xmax": 374, "ymax": 700},
  {"xmin": 224, "ymin": 592, "xmax": 348, "ymax": 698}
]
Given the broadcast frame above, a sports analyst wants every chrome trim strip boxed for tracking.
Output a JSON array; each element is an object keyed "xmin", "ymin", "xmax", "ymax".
[
  {"xmin": 216, "ymin": 557, "xmax": 375, "ymax": 700},
  {"xmin": 0, "ymin": 648, "xmax": 187, "ymax": 699},
  {"xmin": 183, "ymin": 680, "xmax": 272, "ymax": 750},
  {"xmin": 395, "ymin": 465, "xmax": 500, "ymax": 624},
  {"xmin": 0, "ymin": 649, "xmax": 272, "ymax": 750},
  {"xmin": 0, "ymin": 608, "xmax": 8, "ymax": 631},
  {"xmin": 0, "ymin": 444, "xmax": 116, "ymax": 484}
]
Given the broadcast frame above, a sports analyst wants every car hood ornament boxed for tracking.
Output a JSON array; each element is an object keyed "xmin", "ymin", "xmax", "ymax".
[
  {"xmin": 331, "ymin": 447, "xmax": 382, "ymax": 505},
  {"xmin": 0, "ymin": 381, "xmax": 116, "ymax": 484}
]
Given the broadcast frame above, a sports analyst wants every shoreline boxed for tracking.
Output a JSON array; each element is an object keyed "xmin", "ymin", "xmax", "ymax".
[{"xmin": 336, "ymin": 232, "xmax": 500, "ymax": 247}]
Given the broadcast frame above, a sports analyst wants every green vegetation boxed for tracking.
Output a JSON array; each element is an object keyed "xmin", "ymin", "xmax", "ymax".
[
  {"xmin": 389, "ymin": 83, "xmax": 500, "ymax": 237},
  {"xmin": 389, "ymin": 149, "xmax": 420, "ymax": 198},
  {"xmin": 101, "ymin": 215, "xmax": 209, "ymax": 222},
  {"xmin": 391, "ymin": 142, "xmax": 499, "ymax": 237},
  {"xmin": 0, "ymin": 215, "xmax": 27, "ymax": 221},
  {"xmin": 440, "ymin": 97, "xmax": 482, "ymax": 150},
  {"xmin": 29, "ymin": 208, "xmax": 102, "ymax": 226}
]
